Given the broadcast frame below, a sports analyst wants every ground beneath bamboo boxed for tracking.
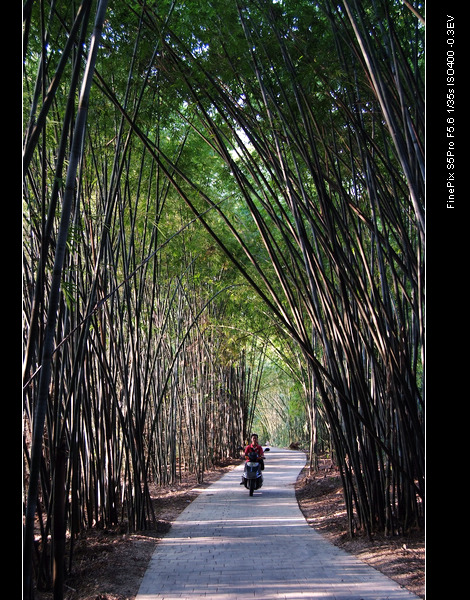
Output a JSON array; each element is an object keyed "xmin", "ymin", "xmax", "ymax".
[{"xmin": 35, "ymin": 458, "xmax": 424, "ymax": 600}]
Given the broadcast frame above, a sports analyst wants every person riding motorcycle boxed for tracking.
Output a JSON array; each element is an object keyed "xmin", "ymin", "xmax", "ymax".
[{"xmin": 244, "ymin": 433, "xmax": 265, "ymax": 470}]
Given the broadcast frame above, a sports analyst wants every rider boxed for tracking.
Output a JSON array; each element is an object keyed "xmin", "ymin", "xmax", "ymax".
[{"xmin": 244, "ymin": 433, "xmax": 265, "ymax": 470}]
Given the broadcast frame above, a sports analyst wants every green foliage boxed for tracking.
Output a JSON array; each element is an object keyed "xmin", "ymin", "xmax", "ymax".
[{"xmin": 23, "ymin": 5, "xmax": 425, "ymax": 591}]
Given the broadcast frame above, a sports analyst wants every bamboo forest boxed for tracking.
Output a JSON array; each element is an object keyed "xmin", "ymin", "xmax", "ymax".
[{"xmin": 22, "ymin": 0, "xmax": 425, "ymax": 598}]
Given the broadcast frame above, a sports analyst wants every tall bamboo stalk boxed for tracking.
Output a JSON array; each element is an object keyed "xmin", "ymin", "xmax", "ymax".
[{"xmin": 23, "ymin": 3, "xmax": 109, "ymax": 596}]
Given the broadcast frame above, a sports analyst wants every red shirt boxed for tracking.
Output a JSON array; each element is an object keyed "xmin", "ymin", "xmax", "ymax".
[{"xmin": 244, "ymin": 443, "xmax": 264, "ymax": 460}]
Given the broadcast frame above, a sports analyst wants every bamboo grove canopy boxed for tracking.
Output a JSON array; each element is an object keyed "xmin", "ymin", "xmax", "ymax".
[{"xmin": 23, "ymin": 0, "xmax": 424, "ymax": 597}]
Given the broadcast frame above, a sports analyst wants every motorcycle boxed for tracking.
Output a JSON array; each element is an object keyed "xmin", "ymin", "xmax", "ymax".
[{"xmin": 240, "ymin": 447, "xmax": 270, "ymax": 496}]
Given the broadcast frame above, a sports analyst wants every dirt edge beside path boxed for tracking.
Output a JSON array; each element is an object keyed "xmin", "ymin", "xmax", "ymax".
[{"xmin": 295, "ymin": 466, "xmax": 425, "ymax": 599}]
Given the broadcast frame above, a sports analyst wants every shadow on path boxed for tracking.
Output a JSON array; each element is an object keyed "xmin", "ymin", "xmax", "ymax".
[{"xmin": 137, "ymin": 448, "xmax": 420, "ymax": 600}]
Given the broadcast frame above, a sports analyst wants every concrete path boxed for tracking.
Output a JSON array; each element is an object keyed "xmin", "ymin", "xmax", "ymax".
[{"xmin": 136, "ymin": 448, "xmax": 421, "ymax": 600}]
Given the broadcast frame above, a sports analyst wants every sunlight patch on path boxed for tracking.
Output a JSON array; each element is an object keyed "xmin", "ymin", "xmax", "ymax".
[{"xmin": 137, "ymin": 448, "xmax": 420, "ymax": 600}]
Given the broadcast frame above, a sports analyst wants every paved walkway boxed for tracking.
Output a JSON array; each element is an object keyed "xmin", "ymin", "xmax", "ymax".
[{"xmin": 136, "ymin": 448, "xmax": 421, "ymax": 600}]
